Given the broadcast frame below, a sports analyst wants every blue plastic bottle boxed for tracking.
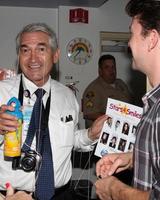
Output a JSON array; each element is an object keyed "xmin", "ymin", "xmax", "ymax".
[{"xmin": 4, "ymin": 97, "xmax": 23, "ymax": 157}]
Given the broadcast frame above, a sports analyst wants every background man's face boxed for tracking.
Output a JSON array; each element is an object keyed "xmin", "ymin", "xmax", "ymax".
[{"xmin": 99, "ymin": 59, "xmax": 116, "ymax": 84}]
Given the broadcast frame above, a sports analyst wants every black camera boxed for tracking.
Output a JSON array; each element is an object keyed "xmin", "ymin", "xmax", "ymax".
[{"xmin": 12, "ymin": 150, "xmax": 41, "ymax": 172}]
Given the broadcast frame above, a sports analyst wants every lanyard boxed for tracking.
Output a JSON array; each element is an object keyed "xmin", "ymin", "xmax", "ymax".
[{"xmin": 18, "ymin": 75, "xmax": 51, "ymax": 148}]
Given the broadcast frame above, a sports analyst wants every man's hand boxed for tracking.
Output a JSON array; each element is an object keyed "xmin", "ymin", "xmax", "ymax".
[
  {"xmin": 95, "ymin": 176, "xmax": 150, "ymax": 200},
  {"xmin": 5, "ymin": 191, "xmax": 33, "ymax": 200},
  {"xmin": 0, "ymin": 183, "xmax": 33, "ymax": 200},
  {"xmin": 96, "ymin": 152, "xmax": 133, "ymax": 178},
  {"xmin": 88, "ymin": 115, "xmax": 108, "ymax": 141},
  {"xmin": 95, "ymin": 176, "xmax": 121, "ymax": 200},
  {"xmin": 0, "ymin": 105, "xmax": 19, "ymax": 134}
]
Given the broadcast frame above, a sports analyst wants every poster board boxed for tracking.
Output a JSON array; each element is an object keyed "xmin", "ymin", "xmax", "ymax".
[{"xmin": 95, "ymin": 98, "xmax": 143, "ymax": 157}]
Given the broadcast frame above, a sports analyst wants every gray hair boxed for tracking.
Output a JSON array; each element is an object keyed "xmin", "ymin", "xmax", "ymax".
[{"xmin": 16, "ymin": 23, "xmax": 58, "ymax": 53}]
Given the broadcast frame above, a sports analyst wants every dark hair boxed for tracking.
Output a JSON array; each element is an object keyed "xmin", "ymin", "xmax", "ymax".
[
  {"xmin": 98, "ymin": 54, "xmax": 116, "ymax": 69},
  {"xmin": 122, "ymin": 122, "xmax": 129, "ymax": 134},
  {"xmin": 125, "ymin": 0, "xmax": 160, "ymax": 36}
]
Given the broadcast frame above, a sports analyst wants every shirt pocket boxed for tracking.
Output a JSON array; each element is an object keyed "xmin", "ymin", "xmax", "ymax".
[{"xmin": 52, "ymin": 120, "xmax": 74, "ymax": 148}]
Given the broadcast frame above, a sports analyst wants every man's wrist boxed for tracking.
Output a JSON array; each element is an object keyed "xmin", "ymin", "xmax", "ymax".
[
  {"xmin": 110, "ymin": 178, "xmax": 129, "ymax": 200},
  {"xmin": 110, "ymin": 178, "xmax": 150, "ymax": 200}
]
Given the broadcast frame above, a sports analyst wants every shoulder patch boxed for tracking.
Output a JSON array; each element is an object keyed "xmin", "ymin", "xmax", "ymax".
[
  {"xmin": 86, "ymin": 91, "xmax": 95, "ymax": 99},
  {"xmin": 86, "ymin": 100, "xmax": 93, "ymax": 108}
]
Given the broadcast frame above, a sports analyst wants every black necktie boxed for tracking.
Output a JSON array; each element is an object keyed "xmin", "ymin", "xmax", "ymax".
[
  {"xmin": 34, "ymin": 89, "xmax": 55, "ymax": 200},
  {"xmin": 23, "ymin": 88, "xmax": 54, "ymax": 200}
]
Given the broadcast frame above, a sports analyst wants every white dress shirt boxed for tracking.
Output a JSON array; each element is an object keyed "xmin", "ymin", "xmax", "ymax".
[{"xmin": 0, "ymin": 74, "xmax": 94, "ymax": 191}]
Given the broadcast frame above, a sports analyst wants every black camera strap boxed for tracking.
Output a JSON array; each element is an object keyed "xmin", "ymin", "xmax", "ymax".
[
  {"xmin": 18, "ymin": 75, "xmax": 51, "ymax": 152},
  {"xmin": 18, "ymin": 75, "xmax": 24, "ymax": 106}
]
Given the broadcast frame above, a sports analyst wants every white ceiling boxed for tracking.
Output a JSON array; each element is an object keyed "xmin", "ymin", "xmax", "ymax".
[{"xmin": 0, "ymin": 0, "xmax": 109, "ymax": 8}]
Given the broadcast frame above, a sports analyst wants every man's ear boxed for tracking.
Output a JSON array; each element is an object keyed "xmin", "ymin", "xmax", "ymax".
[
  {"xmin": 53, "ymin": 48, "xmax": 60, "ymax": 64},
  {"xmin": 148, "ymin": 29, "xmax": 159, "ymax": 51}
]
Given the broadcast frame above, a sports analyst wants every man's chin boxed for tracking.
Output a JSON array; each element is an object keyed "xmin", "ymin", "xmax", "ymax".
[
  {"xmin": 27, "ymin": 75, "xmax": 46, "ymax": 86},
  {"xmin": 107, "ymin": 80, "xmax": 115, "ymax": 84}
]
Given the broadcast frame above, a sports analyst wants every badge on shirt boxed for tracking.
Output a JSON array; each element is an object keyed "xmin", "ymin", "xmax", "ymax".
[
  {"xmin": 86, "ymin": 101, "xmax": 93, "ymax": 108},
  {"xmin": 85, "ymin": 91, "xmax": 95, "ymax": 108},
  {"xmin": 22, "ymin": 105, "xmax": 33, "ymax": 137},
  {"xmin": 86, "ymin": 91, "xmax": 95, "ymax": 99}
]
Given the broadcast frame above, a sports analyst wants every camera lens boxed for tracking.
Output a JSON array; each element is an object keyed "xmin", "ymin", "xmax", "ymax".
[{"xmin": 21, "ymin": 155, "xmax": 36, "ymax": 172}]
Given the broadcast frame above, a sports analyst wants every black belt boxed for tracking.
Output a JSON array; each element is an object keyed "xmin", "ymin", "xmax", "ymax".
[{"xmin": 55, "ymin": 180, "xmax": 71, "ymax": 196}]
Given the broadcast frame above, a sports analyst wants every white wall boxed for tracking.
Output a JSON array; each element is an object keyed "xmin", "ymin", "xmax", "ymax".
[
  {"xmin": 0, "ymin": 6, "xmax": 58, "ymax": 68},
  {"xmin": 97, "ymin": 0, "xmax": 130, "ymax": 30}
]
